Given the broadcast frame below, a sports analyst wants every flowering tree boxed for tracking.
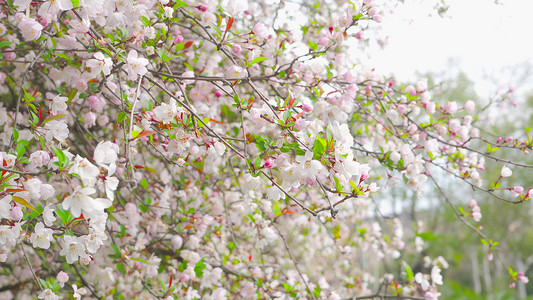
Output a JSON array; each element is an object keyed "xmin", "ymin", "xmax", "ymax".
[{"xmin": 0, "ymin": 0, "xmax": 531, "ymax": 299}]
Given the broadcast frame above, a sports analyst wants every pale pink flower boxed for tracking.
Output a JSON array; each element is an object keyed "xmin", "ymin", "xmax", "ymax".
[
  {"xmin": 464, "ymin": 100, "xmax": 476, "ymax": 111},
  {"xmin": 43, "ymin": 204, "xmax": 57, "ymax": 226},
  {"xmin": 56, "ymin": 271, "xmax": 69, "ymax": 287},
  {"xmin": 18, "ymin": 16, "xmax": 43, "ymax": 41},
  {"xmin": 444, "ymin": 101, "xmax": 458, "ymax": 114},
  {"xmin": 62, "ymin": 186, "xmax": 111, "ymax": 218},
  {"xmin": 10, "ymin": 206, "xmax": 22, "ymax": 220},
  {"xmin": 69, "ymin": 155, "xmax": 100, "ymax": 187},
  {"xmin": 72, "ymin": 284, "xmax": 87, "ymax": 300},
  {"xmin": 252, "ymin": 22, "xmax": 269, "ymax": 39},
  {"xmin": 225, "ymin": 65, "xmax": 247, "ymax": 79},
  {"xmin": 30, "ymin": 222, "xmax": 53, "ymax": 249},
  {"xmin": 501, "ymin": 166, "xmax": 512, "ymax": 178},
  {"xmin": 126, "ymin": 50, "xmax": 149, "ymax": 80},
  {"xmin": 49, "ymin": 95, "xmax": 67, "ymax": 115},
  {"xmin": 45, "ymin": 120, "xmax": 69, "ymax": 142},
  {"xmin": 38, "ymin": 0, "xmax": 73, "ymax": 20},
  {"xmin": 60, "ymin": 235, "xmax": 88, "ymax": 264},
  {"xmin": 86, "ymin": 52, "xmax": 113, "ymax": 76},
  {"xmin": 38, "ymin": 289, "xmax": 58, "ymax": 300}
]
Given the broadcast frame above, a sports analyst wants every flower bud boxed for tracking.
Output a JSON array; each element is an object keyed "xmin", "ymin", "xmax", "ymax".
[
  {"xmin": 11, "ymin": 206, "xmax": 22, "ymax": 220},
  {"xmin": 264, "ymin": 158, "xmax": 276, "ymax": 169},
  {"xmin": 174, "ymin": 35, "xmax": 184, "ymax": 44}
]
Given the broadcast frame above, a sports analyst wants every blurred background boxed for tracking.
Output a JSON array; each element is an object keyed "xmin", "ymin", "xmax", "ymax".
[{"xmin": 363, "ymin": 0, "xmax": 533, "ymax": 298}]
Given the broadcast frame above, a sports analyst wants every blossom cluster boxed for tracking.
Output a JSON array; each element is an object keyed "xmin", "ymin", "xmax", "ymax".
[{"xmin": 0, "ymin": 0, "xmax": 530, "ymax": 299}]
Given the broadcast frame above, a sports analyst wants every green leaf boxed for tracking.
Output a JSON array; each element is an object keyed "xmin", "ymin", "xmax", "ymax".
[
  {"xmin": 273, "ymin": 200, "xmax": 281, "ymax": 217},
  {"xmin": 117, "ymin": 263, "xmax": 126, "ymax": 275},
  {"xmin": 254, "ymin": 157, "xmax": 262, "ymax": 170},
  {"xmin": 117, "ymin": 112, "xmax": 127, "ymax": 124},
  {"xmin": 312, "ymin": 136, "xmax": 327, "ymax": 158},
  {"xmin": 333, "ymin": 175, "xmax": 343, "ymax": 192},
  {"xmin": 71, "ymin": 0, "xmax": 80, "ymax": 7},
  {"xmin": 55, "ymin": 207, "xmax": 73, "ymax": 227},
  {"xmin": 13, "ymin": 128, "xmax": 19, "ymax": 142},
  {"xmin": 173, "ymin": 0, "xmax": 188, "ymax": 9},
  {"xmin": 111, "ymin": 243, "xmax": 121, "ymax": 258},
  {"xmin": 313, "ymin": 286, "xmax": 321, "ymax": 297},
  {"xmin": 42, "ymin": 114, "xmax": 67, "ymax": 124},
  {"xmin": 283, "ymin": 282, "xmax": 293, "ymax": 292},
  {"xmin": 0, "ymin": 40, "xmax": 12, "ymax": 49},
  {"xmin": 194, "ymin": 258, "xmax": 207, "ymax": 278},
  {"xmin": 53, "ymin": 147, "xmax": 67, "ymax": 167},
  {"xmin": 130, "ymin": 257, "xmax": 152, "ymax": 265},
  {"xmin": 416, "ymin": 232, "xmax": 436, "ymax": 241},
  {"xmin": 131, "ymin": 131, "xmax": 140, "ymax": 139},
  {"xmin": 66, "ymin": 89, "xmax": 77, "ymax": 105},
  {"xmin": 308, "ymin": 40, "xmax": 317, "ymax": 52},
  {"xmin": 12, "ymin": 196, "xmax": 39, "ymax": 214},
  {"xmin": 486, "ymin": 143, "xmax": 499, "ymax": 153},
  {"xmin": 249, "ymin": 56, "xmax": 267, "ymax": 66},
  {"xmin": 184, "ymin": 62, "xmax": 194, "ymax": 71},
  {"xmin": 403, "ymin": 261, "xmax": 414, "ymax": 282},
  {"xmin": 141, "ymin": 16, "xmax": 150, "ymax": 26},
  {"xmin": 139, "ymin": 178, "xmax": 149, "ymax": 189},
  {"xmin": 228, "ymin": 241, "xmax": 236, "ymax": 252}
]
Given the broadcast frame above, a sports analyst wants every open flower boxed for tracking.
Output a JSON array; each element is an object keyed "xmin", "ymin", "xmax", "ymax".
[
  {"xmin": 30, "ymin": 222, "xmax": 53, "ymax": 249},
  {"xmin": 126, "ymin": 50, "xmax": 149, "ymax": 80},
  {"xmin": 62, "ymin": 186, "xmax": 112, "ymax": 218},
  {"xmin": 152, "ymin": 99, "xmax": 183, "ymax": 124},
  {"xmin": 501, "ymin": 166, "xmax": 512, "ymax": 178},
  {"xmin": 72, "ymin": 284, "xmax": 87, "ymax": 300},
  {"xmin": 69, "ymin": 155, "xmax": 100, "ymax": 187},
  {"xmin": 86, "ymin": 52, "xmax": 113, "ymax": 76},
  {"xmin": 225, "ymin": 65, "xmax": 246, "ymax": 79},
  {"xmin": 38, "ymin": 289, "xmax": 58, "ymax": 300},
  {"xmin": 17, "ymin": 16, "xmax": 43, "ymax": 41},
  {"xmin": 60, "ymin": 235, "xmax": 88, "ymax": 264}
]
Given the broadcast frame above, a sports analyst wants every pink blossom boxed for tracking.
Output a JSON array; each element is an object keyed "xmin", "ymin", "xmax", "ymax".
[
  {"xmin": 464, "ymin": 100, "xmax": 476, "ymax": 111},
  {"xmin": 10, "ymin": 205, "xmax": 22, "ymax": 220},
  {"xmin": 56, "ymin": 271, "xmax": 69, "ymax": 287},
  {"xmin": 264, "ymin": 158, "xmax": 276, "ymax": 169},
  {"xmin": 444, "ymin": 101, "xmax": 458, "ymax": 114},
  {"xmin": 513, "ymin": 186, "xmax": 524, "ymax": 194},
  {"xmin": 252, "ymin": 22, "xmax": 269, "ymax": 39},
  {"xmin": 501, "ymin": 166, "xmax": 512, "ymax": 178},
  {"xmin": 126, "ymin": 50, "xmax": 149, "ymax": 80},
  {"xmin": 174, "ymin": 35, "xmax": 184, "ymax": 44},
  {"xmin": 18, "ymin": 16, "xmax": 43, "ymax": 41},
  {"xmin": 232, "ymin": 44, "xmax": 242, "ymax": 55},
  {"xmin": 302, "ymin": 104, "xmax": 313, "ymax": 112}
]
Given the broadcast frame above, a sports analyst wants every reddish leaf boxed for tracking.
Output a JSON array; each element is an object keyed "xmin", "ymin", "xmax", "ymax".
[
  {"xmin": 134, "ymin": 165, "xmax": 145, "ymax": 169},
  {"xmin": 282, "ymin": 209, "xmax": 296, "ymax": 215},
  {"xmin": 5, "ymin": 189, "xmax": 25, "ymax": 193},
  {"xmin": 294, "ymin": 111, "xmax": 304, "ymax": 121},
  {"xmin": 184, "ymin": 41, "xmax": 194, "ymax": 49},
  {"xmin": 226, "ymin": 17, "xmax": 234, "ymax": 33},
  {"xmin": 288, "ymin": 97, "xmax": 295, "ymax": 107}
]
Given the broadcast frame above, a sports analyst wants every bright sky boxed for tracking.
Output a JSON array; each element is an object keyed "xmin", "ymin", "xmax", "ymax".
[{"xmin": 365, "ymin": 0, "xmax": 533, "ymax": 95}]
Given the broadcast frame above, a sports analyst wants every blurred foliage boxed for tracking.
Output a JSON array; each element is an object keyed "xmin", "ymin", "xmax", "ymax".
[{"xmin": 404, "ymin": 71, "xmax": 533, "ymax": 299}]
